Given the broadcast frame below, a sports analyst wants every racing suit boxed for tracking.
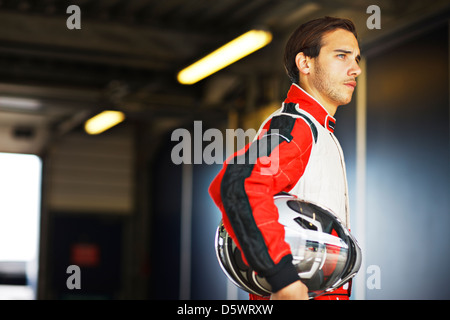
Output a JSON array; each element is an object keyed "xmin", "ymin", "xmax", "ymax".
[{"xmin": 209, "ymin": 83, "xmax": 352, "ymax": 300}]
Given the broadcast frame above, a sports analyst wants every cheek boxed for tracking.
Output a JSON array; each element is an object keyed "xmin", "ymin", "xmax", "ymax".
[
  {"xmin": 329, "ymin": 61, "xmax": 346, "ymax": 75},
  {"xmin": 317, "ymin": 59, "xmax": 341, "ymax": 78}
]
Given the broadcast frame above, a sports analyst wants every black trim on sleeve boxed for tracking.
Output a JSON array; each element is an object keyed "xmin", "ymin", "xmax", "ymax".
[
  {"xmin": 282, "ymin": 102, "xmax": 318, "ymax": 143},
  {"xmin": 263, "ymin": 115, "xmax": 295, "ymax": 142}
]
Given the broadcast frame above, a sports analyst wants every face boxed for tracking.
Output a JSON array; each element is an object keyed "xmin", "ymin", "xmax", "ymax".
[{"xmin": 309, "ymin": 29, "xmax": 361, "ymax": 109}]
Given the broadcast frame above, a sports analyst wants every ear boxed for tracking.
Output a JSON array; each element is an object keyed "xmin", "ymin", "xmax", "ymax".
[{"xmin": 295, "ymin": 52, "xmax": 311, "ymax": 75}]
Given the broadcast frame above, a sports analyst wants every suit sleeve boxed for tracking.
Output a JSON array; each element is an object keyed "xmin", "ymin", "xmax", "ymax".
[{"xmin": 209, "ymin": 115, "xmax": 314, "ymax": 292}]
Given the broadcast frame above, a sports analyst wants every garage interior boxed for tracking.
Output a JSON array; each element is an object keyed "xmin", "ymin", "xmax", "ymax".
[{"xmin": 0, "ymin": 0, "xmax": 449, "ymax": 300}]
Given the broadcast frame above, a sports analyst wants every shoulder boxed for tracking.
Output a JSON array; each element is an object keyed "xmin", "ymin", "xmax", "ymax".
[
  {"xmin": 260, "ymin": 111, "xmax": 315, "ymax": 144},
  {"xmin": 281, "ymin": 103, "xmax": 318, "ymax": 143},
  {"xmin": 253, "ymin": 113, "xmax": 314, "ymax": 158}
]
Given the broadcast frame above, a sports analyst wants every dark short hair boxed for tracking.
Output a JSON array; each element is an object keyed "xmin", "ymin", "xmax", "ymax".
[{"xmin": 283, "ymin": 16, "xmax": 358, "ymax": 84}]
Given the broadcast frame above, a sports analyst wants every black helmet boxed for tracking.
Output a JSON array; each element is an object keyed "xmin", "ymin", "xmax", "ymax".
[{"xmin": 215, "ymin": 193, "xmax": 362, "ymax": 299}]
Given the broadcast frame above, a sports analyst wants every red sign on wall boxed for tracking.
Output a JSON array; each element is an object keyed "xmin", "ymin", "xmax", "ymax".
[{"xmin": 70, "ymin": 243, "xmax": 100, "ymax": 267}]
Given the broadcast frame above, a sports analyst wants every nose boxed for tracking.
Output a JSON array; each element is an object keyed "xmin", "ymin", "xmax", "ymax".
[{"xmin": 349, "ymin": 59, "xmax": 362, "ymax": 77}]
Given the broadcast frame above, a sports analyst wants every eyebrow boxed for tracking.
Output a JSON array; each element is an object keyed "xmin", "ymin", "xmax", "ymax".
[{"xmin": 334, "ymin": 49, "xmax": 361, "ymax": 63}]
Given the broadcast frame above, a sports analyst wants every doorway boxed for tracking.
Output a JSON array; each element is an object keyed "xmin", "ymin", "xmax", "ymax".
[{"xmin": 0, "ymin": 152, "xmax": 42, "ymax": 299}]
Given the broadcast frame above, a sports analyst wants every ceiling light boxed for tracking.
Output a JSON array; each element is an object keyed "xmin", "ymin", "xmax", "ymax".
[
  {"xmin": 84, "ymin": 110, "xmax": 125, "ymax": 135},
  {"xmin": 0, "ymin": 97, "xmax": 41, "ymax": 110},
  {"xmin": 177, "ymin": 29, "xmax": 272, "ymax": 85}
]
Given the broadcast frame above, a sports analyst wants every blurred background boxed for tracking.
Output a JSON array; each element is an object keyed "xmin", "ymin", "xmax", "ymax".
[{"xmin": 0, "ymin": 0, "xmax": 449, "ymax": 300}]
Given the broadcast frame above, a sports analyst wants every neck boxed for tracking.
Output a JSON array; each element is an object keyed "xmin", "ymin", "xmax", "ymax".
[{"xmin": 295, "ymin": 82, "xmax": 338, "ymax": 117}]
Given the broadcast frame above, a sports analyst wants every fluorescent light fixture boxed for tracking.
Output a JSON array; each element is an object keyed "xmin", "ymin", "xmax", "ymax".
[
  {"xmin": 84, "ymin": 110, "xmax": 125, "ymax": 135},
  {"xmin": 0, "ymin": 97, "xmax": 41, "ymax": 110},
  {"xmin": 177, "ymin": 29, "xmax": 272, "ymax": 85}
]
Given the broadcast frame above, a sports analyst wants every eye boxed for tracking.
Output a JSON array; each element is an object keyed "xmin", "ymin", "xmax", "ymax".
[{"xmin": 337, "ymin": 54, "xmax": 346, "ymax": 59}]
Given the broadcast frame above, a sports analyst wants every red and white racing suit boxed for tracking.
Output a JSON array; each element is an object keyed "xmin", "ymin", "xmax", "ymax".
[{"xmin": 209, "ymin": 83, "xmax": 352, "ymax": 300}]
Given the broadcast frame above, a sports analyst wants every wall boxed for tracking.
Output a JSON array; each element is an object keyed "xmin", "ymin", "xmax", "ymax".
[
  {"xmin": 363, "ymin": 20, "xmax": 450, "ymax": 299},
  {"xmin": 40, "ymin": 125, "xmax": 135, "ymax": 299},
  {"xmin": 148, "ymin": 126, "xmax": 234, "ymax": 300}
]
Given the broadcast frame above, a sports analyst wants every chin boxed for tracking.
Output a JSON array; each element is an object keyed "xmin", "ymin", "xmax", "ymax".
[
  {"xmin": 341, "ymin": 100, "xmax": 352, "ymax": 106},
  {"xmin": 336, "ymin": 99, "xmax": 352, "ymax": 107},
  {"xmin": 339, "ymin": 95, "xmax": 354, "ymax": 106}
]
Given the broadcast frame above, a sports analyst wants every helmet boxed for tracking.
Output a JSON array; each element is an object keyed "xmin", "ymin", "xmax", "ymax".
[{"xmin": 215, "ymin": 192, "xmax": 362, "ymax": 299}]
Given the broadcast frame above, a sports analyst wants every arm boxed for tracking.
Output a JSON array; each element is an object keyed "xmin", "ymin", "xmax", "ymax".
[{"xmin": 209, "ymin": 115, "xmax": 314, "ymax": 296}]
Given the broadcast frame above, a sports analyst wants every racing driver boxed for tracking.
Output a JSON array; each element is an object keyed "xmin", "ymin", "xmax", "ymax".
[{"xmin": 209, "ymin": 16, "xmax": 361, "ymax": 300}]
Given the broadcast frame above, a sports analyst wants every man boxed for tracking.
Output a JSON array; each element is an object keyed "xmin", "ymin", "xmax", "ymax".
[{"xmin": 209, "ymin": 16, "xmax": 361, "ymax": 300}]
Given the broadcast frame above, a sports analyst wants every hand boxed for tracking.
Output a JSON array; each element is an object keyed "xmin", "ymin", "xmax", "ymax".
[{"xmin": 270, "ymin": 280, "xmax": 309, "ymax": 300}]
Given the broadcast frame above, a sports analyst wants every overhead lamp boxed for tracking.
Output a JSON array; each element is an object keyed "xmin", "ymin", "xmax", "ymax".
[
  {"xmin": 84, "ymin": 110, "xmax": 125, "ymax": 135},
  {"xmin": 177, "ymin": 29, "xmax": 273, "ymax": 85},
  {"xmin": 0, "ymin": 97, "xmax": 41, "ymax": 110}
]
